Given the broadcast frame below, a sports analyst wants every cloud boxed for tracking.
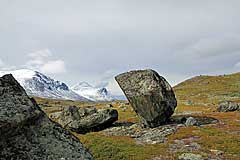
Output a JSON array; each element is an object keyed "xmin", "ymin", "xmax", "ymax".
[
  {"xmin": 28, "ymin": 49, "xmax": 52, "ymax": 59},
  {"xmin": 0, "ymin": 66, "xmax": 17, "ymax": 71},
  {"xmin": 0, "ymin": 59, "xmax": 17, "ymax": 71},
  {"xmin": 1, "ymin": 0, "xmax": 240, "ymax": 95},
  {"xmin": 0, "ymin": 58, "xmax": 4, "ymax": 67},
  {"xmin": 183, "ymin": 35, "xmax": 240, "ymax": 59},
  {"xmin": 25, "ymin": 49, "xmax": 66, "ymax": 74},
  {"xmin": 40, "ymin": 60, "xmax": 66, "ymax": 74},
  {"xmin": 235, "ymin": 62, "xmax": 240, "ymax": 68}
]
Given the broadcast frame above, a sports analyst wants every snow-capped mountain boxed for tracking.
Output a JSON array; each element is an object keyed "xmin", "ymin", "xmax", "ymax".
[
  {"xmin": 71, "ymin": 82, "xmax": 113, "ymax": 101},
  {"xmin": 0, "ymin": 69, "xmax": 89, "ymax": 101}
]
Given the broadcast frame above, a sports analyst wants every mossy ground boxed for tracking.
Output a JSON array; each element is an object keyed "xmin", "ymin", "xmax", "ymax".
[
  {"xmin": 33, "ymin": 73, "xmax": 240, "ymax": 159},
  {"xmin": 34, "ymin": 97, "xmax": 240, "ymax": 160}
]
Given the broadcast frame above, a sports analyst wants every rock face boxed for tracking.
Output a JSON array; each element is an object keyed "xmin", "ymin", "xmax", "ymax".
[
  {"xmin": 0, "ymin": 74, "xmax": 93, "ymax": 160},
  {"xmin": 58, "ymin": 106, "xmax": 118, "ymax": 134},
  {"xmin": 217, "ymin": 101, "xmax": 240, "ymax": 112},
  {"xmin": 115, "ymin": 69, "xmax": 177, "ymax": 127}
]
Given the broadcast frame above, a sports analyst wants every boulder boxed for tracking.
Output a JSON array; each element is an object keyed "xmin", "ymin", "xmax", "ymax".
[
  {"xmin": 0, "ymin": 74, "xmax": 93, "ymax": 160},
  {"xmin": 217, "ymin": 101, "xmax": 240, "ymax": 112},
  {"xmin": 58, "ymin": 106, "xmax": 118, "ymax": 133},
  {"xmin": 115, "ymin": 69, "xmax": 177, "ymax": 127}
]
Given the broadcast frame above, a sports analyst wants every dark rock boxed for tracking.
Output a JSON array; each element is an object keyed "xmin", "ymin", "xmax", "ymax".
[
  {"xmin": 0, "ymin": 74, "xmax": 93, "ymax": 160},
  {"xmin": 217, "ymin": 101, "xmax": 240, "ymax": 112},
  {"xmin": 171, "ymin": 115, "xmax": 218, "ymax": 126},
  {"xmin": 108, "ymin": 104, "xmax": 114, "ymax": 108},
  {"xmin": 115, "ymin": 69, "xmax": 177, "ymax": 127},
  {"xmin": 58, "ymin": 106, "xmax": 118, "ymax": 134},
  {"xmin": 124, "ymin": 102, "xmax": 130, "ymax": 105}
]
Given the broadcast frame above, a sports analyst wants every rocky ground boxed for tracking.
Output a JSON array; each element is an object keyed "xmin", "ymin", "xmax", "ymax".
[
  {"xmin": 37, "ymin": 97, "xmax": 240, "ymax": 160},
  {"xmin": 2, "ymin": 71, "xmax": 240, "ymax": 160}
]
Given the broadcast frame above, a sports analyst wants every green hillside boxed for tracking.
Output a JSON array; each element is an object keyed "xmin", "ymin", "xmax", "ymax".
[{"xmin": 174, "ymin": 72, "xmax": 240, "ymax": 109}]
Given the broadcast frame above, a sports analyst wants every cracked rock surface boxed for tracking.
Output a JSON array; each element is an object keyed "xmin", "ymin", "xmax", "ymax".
[
  {"xmin": 0, "ymin": 74, "xmax": 94, "ymax": 160},
  {"xmin": 115, "ymin": 69, "xmax": 177, "ymax": 128}
]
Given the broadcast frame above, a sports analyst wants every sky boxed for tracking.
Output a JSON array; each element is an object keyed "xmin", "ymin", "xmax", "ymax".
[{"xmin": 0, "ymin": 0, "xmax": 240, "ymax": 95}]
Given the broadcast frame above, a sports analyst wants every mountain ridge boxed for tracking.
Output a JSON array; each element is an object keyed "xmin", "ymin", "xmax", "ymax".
[
  {"xmin": 71, "ymin": 82, "xmax": 113, "ymax": 101},
  {"xmin": 0, "ymin": 69, "xmax": 89, "ymax": 101},
  {"xmin": 0, "ymin": 69, "xmax": 116, "ymax": 102}
]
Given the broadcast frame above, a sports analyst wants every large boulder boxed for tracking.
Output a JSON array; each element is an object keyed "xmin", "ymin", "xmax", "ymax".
[
  {"xmin": 115, "ymin": 69, "xmax": 177, "ymax": 128},
  {"xmin": 0, "ymin": 74, "xmax": 93, "ymax": 160},
  {"xmin": 58, "ymin": 106, "xmax": 118, "ymax": 134},
  {"xmin": 217, "ymin": 101, "xmax": 240, "ymax": 112}
]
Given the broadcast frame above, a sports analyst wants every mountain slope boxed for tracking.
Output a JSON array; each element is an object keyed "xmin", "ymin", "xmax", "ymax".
[
  {"xmin": 71, "ymin": 82, "xmax": 113, "ymax": 101},
  {"xmin": 0, "ymin": 69, "xmax": 89, "ymax": 101},
  {"xmin": 174, "ymin": 72, "xmax": 240, "ymax": 107}
]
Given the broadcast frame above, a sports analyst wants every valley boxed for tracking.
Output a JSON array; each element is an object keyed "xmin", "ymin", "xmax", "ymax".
[{"xmin": 33, "ymin": 72, "xmax": 240, "ymax": 160}]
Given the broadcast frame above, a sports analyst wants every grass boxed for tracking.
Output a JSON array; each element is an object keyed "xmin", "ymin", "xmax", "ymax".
[
  {"xmin": 73, "ymin": 132, "xmax": 173, "ymax": 160},
  {"xmin": 174, "ymin": 72, "xmax": 240, "ymax": 107},
  {"xmin": 33, "ymin": 72, "xmax": 240, "ymax": 160}
]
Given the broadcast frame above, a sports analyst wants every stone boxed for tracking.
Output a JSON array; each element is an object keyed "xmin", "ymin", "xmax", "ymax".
[
  {"xmin": 115, "ymin": 69, "xmax": 177, "ymax": 127},
  {"xmin": 0, "ymin": 74, "xmax": 93, "ymax": 160},
  {"xmin": 58, "ymin": 106, "xmax": 118, "ymax": 134},
  {"xmin": 210, "ymin": 149, "xmax": 224, "ymax": 156},
  {"xmin": 102, "ymin": 123, "xmax": 177, "ymax": 144},
  {"xmin": 185, "ymin": 117, "xmax": 198, "ymax": 126},
  {"xmin": 49, "ymin": 111, "xmax": 62, "ymax": 120},
  {"xmin": 178, "ymin": 153, "xmax": 203, "ymax": 160},
  {"xmin": 217, "ymin": 101, "xmax": 240, "ymax": 112},
  {"xmin": 124, "ymin": 102, "xmax": 130, "ymax": 105},
  {"xmin": 108, "ymin": 104, "xmax": 114, "ymax": 108}
]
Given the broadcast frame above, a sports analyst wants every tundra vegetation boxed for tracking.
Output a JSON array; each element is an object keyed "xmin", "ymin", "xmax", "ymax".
[{"xmin": 35, "ymin": 72, "xmax": 240, "ymax": 160}]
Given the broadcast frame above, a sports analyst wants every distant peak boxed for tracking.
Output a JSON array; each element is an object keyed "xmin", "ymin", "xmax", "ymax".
[{"xmin": 75, "ymin": 82, "xmax": 92, "ymax": 88}]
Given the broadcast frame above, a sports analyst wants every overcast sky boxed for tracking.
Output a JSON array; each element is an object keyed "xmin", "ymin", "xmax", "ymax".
[{"xmin": 0, "ymin": 0, "xmax": 240, "ymax": 95}]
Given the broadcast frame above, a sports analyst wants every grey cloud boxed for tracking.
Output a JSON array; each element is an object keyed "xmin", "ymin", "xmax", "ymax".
[{"xmin": 0, "ymin": 0, "xmax": 240, "ymax": 95}]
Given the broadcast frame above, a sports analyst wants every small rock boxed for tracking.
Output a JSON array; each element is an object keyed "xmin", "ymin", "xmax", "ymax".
[
  {"xmin": 210, "ymin": 149, "xmax": 224, "ymax": 156},
  {"xmin": 185, "ymin": 117, "xmax": 198, "ymax": 126},
  {"xmin": 217, "ymin": 101, "xmax": 240, "ymax": 112},
  {"xmin": 49, "ymin": 111, "xmax": 62, "ymax": 119},
  {"xmin": 178, "ymin": 153, "xmax": 203, "ymax": 160},
  {"xmin": 184, "ymin": 100, "xmax": 193, "ymax": 106},
  {"xmin": 125, "ymin": 102, "xmax": 130, "ymax": 105},
  {"xmin": 120, "ymin": 105, "xmax": 128, "ymax": 112},
  {"xmin": 108, "ymin": 104, "xmax": 114, "ymax": 108}
]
